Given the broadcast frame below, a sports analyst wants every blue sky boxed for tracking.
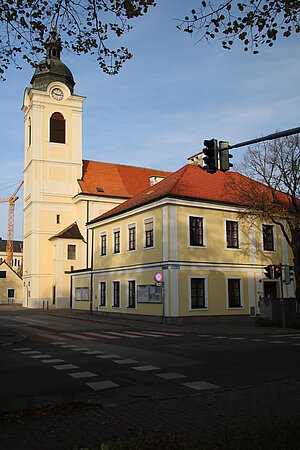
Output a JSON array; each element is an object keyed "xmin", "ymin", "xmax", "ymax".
[{"xmin": 0, "ymin": 0, "xmax": 299, "ymax": 240}]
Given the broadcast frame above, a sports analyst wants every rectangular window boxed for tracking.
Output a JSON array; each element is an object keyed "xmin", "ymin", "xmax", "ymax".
[
  {"xmin": 190, "ymin": 278, "xmax": 206, "ymax": 309},
  {"xmin": 67, "ymin": 244, "xmax": 76, "ymax": 260},
  {"xmin": 128, "ymin": 280, "xmax": 136, "ymax": 308},
  {"xmin": 99, "ymin": 282, "xmax": 106, "ymax": 307},
  {"xmin": 128, "ymin": 225, "xmax": 136, "ymax": 251},
  {"xmin": 226, "ymin": 220, "xmax": 239, "ymax": 248},
  {"xmin": 113, "ymin": 230, "xmax": 120, "ymax": 254},
  {"xmin": 263, "ymin": 224, "xmax": 274, "ymax": 251},
  {"xmin": 75, "ymin": 287, "xmax": 89, "ymax": 301},
  {"xmin": 144, "ymin": 218, "xmax": 154, "ymax": 248},
  {"xmin": 0, "ymin": 271, "xmax": 6, "ymax": 278},
  {"xmin": 8, "ymin": 289, "xmax": 14, "ymax": 298},
  {"xmin": 228, "ymin": 279, "xmax": 241, "ymax": 308},
  {"xmin": 189, "ymin": 217, "xmax": 204, "ymax": 246},
  {"xmin": 100, "ymin": 233, "xmax": 107, "ymax": 256},
  {"xmin": 56, "ymin": 214, "xmax": 60, "ymax": 224},
  {"xmin": 112, "ymin": 281, "xmax": 120, "ymax": 307}
]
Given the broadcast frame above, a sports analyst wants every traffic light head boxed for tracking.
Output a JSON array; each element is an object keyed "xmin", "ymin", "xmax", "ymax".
[
  {"xmin": 219, "ymin": 141, "xmax": 233, "ymax": 172},
  {"xmin": 203, "ymin": 138, "xmax": 218, "ymax": 174},
  {"xmin": 274, "ymin": 265, "xmax": 281, "ymax": 279},
  {"xmin": 264, "ymin": 265, "xmax": 273, "ymax": 279}
]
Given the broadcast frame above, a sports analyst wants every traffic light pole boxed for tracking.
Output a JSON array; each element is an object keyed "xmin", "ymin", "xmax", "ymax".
[
  {"xmin": 223, "ymin": 126, "xmax": 300, "ymax": 151},
  {"xmin": 279, "ymin": 263, "xmax": 286, "ymax": 329}
]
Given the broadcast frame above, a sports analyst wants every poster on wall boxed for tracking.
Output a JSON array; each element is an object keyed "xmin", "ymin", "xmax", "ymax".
[{"xmin": 137, "ymin": 285, "xmax": 162, "ymax": 303}]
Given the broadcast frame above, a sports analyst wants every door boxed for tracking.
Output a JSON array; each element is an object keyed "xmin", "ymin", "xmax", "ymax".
[{"xmin": 264, "ymin": 281, "xmax": 278, "ymax": 298}]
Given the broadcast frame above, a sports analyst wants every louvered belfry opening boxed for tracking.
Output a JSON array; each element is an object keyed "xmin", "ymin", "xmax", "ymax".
[{"xmin": 50, "ymin": 112, "xmax": 65, "ymax": 143}]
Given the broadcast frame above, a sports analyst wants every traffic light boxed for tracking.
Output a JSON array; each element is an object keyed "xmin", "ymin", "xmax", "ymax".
[
  {"xmin": 274, "ymin": 265, "xmax": 281, "ymax": 279},
  {"xmin": 264, "ymin": 265, "xmax": 274, "ymax": 279},
  {"xmin": 219, "ymin": 141, "xmax": 233, "ymax": 172},
  {"xmin": 203, "ymin": 139, "xmax": 218, "ymax": 174},
  {"xmin": 283, "ymin": 265, "xmax": 291, "ymax": 284}
]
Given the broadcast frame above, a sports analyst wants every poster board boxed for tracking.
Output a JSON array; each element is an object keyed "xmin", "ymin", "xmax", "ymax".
[{"xmin": 137, "ymin": 285, "xmax": 162, "ymax": 303}]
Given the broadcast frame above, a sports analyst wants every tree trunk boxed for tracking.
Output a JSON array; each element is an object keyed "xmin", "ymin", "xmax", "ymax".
[{"xmin": 291, "ymin": 227, "xmax": 300, "ymax": 302}]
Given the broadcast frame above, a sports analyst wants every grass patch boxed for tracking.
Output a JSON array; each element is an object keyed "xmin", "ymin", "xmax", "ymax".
[{"xmin": 97, "ymin": 419, "xmax": 300, "ymax": 450}]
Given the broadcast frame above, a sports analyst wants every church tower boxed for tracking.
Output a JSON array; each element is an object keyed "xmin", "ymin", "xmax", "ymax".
[{"xmin": 22, "ymin": 29, "xmax": 85, "ymax": 308}]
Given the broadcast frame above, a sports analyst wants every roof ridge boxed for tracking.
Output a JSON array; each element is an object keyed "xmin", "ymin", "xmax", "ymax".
[{"xmin": 82, "ymin": 159, "xmax": 171, "ymax": 173}]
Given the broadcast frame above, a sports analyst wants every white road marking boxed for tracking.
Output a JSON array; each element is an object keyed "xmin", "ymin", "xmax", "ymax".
[
  {"xmin": 21, "ymin": 351, "xmax": 41, "ymax": 355},
  {"xmin": 30, "ymin": 354, "xmax": 52, "ymax": 359},
  {"xmin": 97, "ymin": 354, "xmax": 119, "ymax": 359},
  {"xmin": 60, "ymin": 345, "xmax": 78, "ymax": 348},
  {"xmin": 86, "ymin": 381, "xmax": 119, "ymax": 391},
  {"xmin": 229, "ymin": 337, "xmax": 245, "ymax": 340},
  {"xmin": 270, "ymin": 341, "xmax": 287, "ymax": 344},
  {"xmin": 13, "ymin": 347, "xmax": 31, "ymax": 351},
  {"xmin": 51, "ymin": 342, "xmax": 66, "ymax": 345},
  {"xmin": 70, "ymin": 347, "xmax": 89, "ymax": 351},
  {"xmin": 102, "ymin": 331, "xmax": 141, "ymax": 338},
  {"xmin": 213, "ymin": 336, "xmax": 227, "ymax": 339},
  {"xmin": 42, "ymin": 334, "xmax": 68, "ymax": 341},
  {"xmin": 83, "ymin": 332, "xmax": 118, "ymax": 339},
  {"xmin": 249, "ymin": 339, "xmax": 265, "ymax": 342},
  {"xmin": 53, "ymin": 364, "xmax": 79, "ymax": 370},
  {"xmin": 83, "ymin": 351, "xmax": 104, "ymax": 355},
  {"xmin": 183, "ymin": 381, "xmax": 219, "ymax": 390},
  {"xmin": 144, "ymin": 331, "xmax": 182, "ymax": 337},
  {"xmin": 156, "ymin": 372, "xmax": 186, "ymax": 380},
  {"xmin": 114, "ymin": 359, "xmax": 138, "ymax": 365},
  {"xmin": 132, "ymin": 365, "xmax": 160, "ymax": 371},
  {"xmin": 62, "ymin": 333, "xmax": 96, "ymax": 340},
  {"xmin": 42, "ymin": 359, "xmax": 65, "ymax": 364},
  {"xmin": 68, "ymin": 371, "xmax": 97, "ymax": 379}
]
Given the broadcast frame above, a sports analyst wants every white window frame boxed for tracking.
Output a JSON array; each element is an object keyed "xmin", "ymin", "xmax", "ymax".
[
  {"xmin": 126, "ymin": 279, "xmax": 137, "ymax": 309},
  {"xmin": 187, "ymin": 214, "xmax": 207, "ymax": 248},
  {"xmin": 143, "ymin": 216, "xmax": 155, "ymax": 250},
  {"xmin": 100, "ymin": 230, "xmax": 108, "ymax": 257},
  {"xmin": 66, "ymin": 243, "xmax": 77, "ymax": 260},
  {"xmin": 262, "ymin": 223, "xmax": 277, "ymax": 253},
  {"xmin": 188, "ymin": 276, "xmax": 208, "ymax": 311},
  {"xmin": 112, "ymin": 227, "xmax": 121, "ymax": 255},
  {"xmin": 226, "ymin": 277, "xmax": 244, "ymax": 310},
  {"xmin": 98, "ymin": 281, "xmax": 107, "ymax": 308},
  {"xmin": 111, "ymin": 280, "xmax": 121, "ymax": 308},
  {"xmin": 224, "ymin": 218, "xmax": 242, "ymax": 251},
  {"xmin": 127, "ymin": 222, "xmax": 137, "ymax": 253}
]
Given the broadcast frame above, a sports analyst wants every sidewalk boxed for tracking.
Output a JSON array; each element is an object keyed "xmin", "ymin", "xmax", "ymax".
[
  {"xmin": 46, "ymin": 308, "xmax": 300, "ymax": 336},
  {"xmin": 1, "ymin": 377, "xmax": 299, "ymax": 449}
]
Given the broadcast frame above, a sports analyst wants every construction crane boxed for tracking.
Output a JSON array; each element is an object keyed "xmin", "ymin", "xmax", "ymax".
[{"xmin": 0, "ymin": 181, "xmax": 24, "ymax": 267}]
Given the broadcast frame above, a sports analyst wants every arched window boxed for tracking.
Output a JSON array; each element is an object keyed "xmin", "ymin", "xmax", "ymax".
[{"xmin": 50, "ymin": 112, "xmax": 65, "ymax": 144}]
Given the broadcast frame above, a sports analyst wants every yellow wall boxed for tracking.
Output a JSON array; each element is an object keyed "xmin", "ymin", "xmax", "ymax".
[{"xmin": 0, "ymin": 264, "xmax": 22, "ymax": 304}]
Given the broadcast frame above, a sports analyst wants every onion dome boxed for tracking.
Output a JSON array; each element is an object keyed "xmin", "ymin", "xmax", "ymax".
[{"xmin": 30, "ymin": 29, "xmax": 75, "ymax": 93}]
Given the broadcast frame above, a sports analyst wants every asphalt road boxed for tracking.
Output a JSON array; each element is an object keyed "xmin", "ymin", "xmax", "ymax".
[{"xmin": 1, "ymin": 307, "xmax": 300, "ymax": 412}]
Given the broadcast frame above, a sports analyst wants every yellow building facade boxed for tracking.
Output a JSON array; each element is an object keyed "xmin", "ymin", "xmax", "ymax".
[
  {"xmin": 22, "ymin": 30, "xmax": 170, "ymax": 308},
  {"xmin": 72, "ymin": 165, "xmax": 295, "ymax": 322},
  {"xmin": 0, "ymin": 261, "xmax": 22, "ymax": 304}
]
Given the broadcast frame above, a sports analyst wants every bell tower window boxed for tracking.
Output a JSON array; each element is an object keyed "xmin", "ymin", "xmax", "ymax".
[{"xmin": 50, "ymin": 112, "xmax": 65, "ymax": 144}]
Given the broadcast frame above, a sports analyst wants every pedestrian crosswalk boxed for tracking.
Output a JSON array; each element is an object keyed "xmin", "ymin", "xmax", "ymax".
[{"xmin": 30, "ymin": 329, "xmax": 186, "ymax": 343}]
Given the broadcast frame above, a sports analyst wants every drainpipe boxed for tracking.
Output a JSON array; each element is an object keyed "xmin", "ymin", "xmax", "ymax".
[
  {"xmin": 90, "ymin": 228, "xmax": 94, "ymax": 315},
  {"xmin": 86, "ymin": 200, "xmax": 89, "ymax": 268}
]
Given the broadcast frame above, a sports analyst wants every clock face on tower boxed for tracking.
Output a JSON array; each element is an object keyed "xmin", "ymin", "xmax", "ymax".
[{"xmin": 51, "ymin": 88, "xmax": 64, "ymax": 101}]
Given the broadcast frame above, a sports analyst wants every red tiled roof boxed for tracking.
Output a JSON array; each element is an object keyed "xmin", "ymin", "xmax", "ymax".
[
  {"xmin": 78, "ymin": 160, "xmax": 171, "ymax": 198},
  {"xmin": 88, "ymin": 164, "xmax": 293, "ymax": 224}
]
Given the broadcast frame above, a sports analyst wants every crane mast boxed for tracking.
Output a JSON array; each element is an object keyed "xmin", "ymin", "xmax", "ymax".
[{"xmin": 0, "ymin": 181, "xmax": 24, "ymax": 267}]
